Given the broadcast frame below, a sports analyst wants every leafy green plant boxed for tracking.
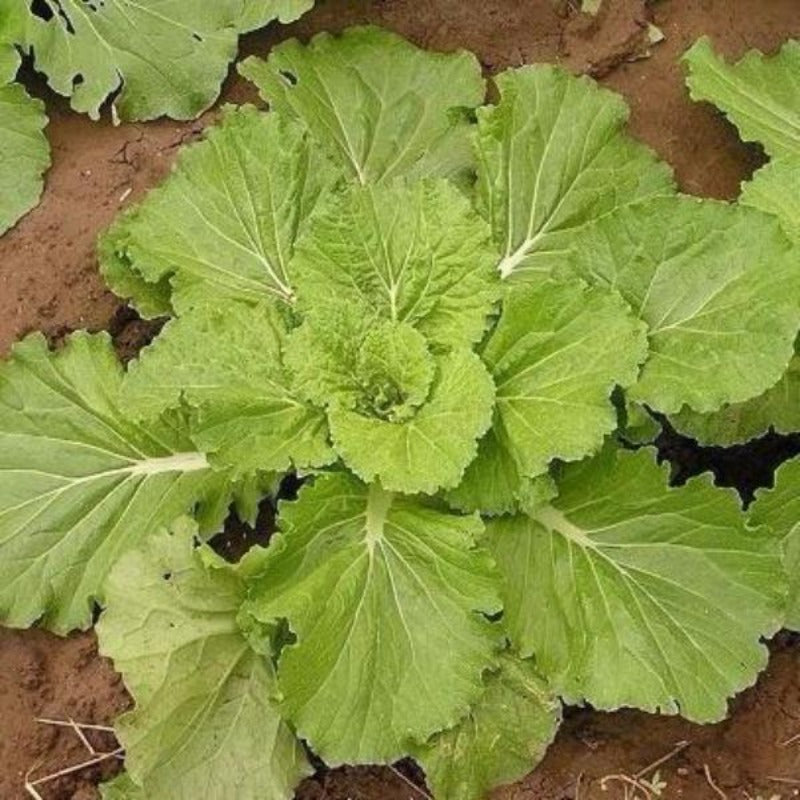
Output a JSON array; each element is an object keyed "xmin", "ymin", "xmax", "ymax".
[{"xmin": 2, "ymin": 26, "xmax": 799, "ymax": 800}]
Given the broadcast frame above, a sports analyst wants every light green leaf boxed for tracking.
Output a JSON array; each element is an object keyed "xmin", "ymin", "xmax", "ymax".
[
  {"xmin": 619, "ymin": 400, "xmax": 662, "ymax": 446},
  {"xmin": 97, "ymin": 519, "xmax": 310, "ymax": 800},
  {"xmin": 684, "ymin": 37, "xmax": 800, "ymax": 159},
  {"xmin": 0, "ymin": 45, "xmax": 50, "ymax": 235},
  {"xmin": 100, "ymin": 106, "xmax": 337, "ymax": 315},
  {"xmin": 100, "ymin": 773, "xmax": 144, "ymax": 800},
  {"xmin": 123, "ymin": 300, "xmax": 333, "ymax": 476},
  {"xmin": 0, "ymin": 333, "xmax": 235, "ymax": 634},
  {"xmin": 671, "ymin": 352, "xmax": 800, "ymax": 445},
  {"xmin": 450, "ymin": 281, "xmax": 647, "ymax": 513},
  {"xmin": 488, "ymin": 443, "xmax": 785, "ymax": 721},
  {"xmin": 415, "ymin": 654, "xmax": 561, "ymax": 800},
  {"xmin": 749, "ymin": 458, "xmax": 800, "ymax": 631},
  {"xmin": 16, "ymin": 0, "xmax": 314, "ymax": 121},
  {"xmin": 566, "ymin": 196, "xmax": 800, "ymax": 414},
  {"xmin": 329, "ymin": 348, "xmax": 495, "ymax": 494},
  {"xmin": 240, "ymin": 26, "xmax": 485, "ymax": 184},
  {"xmin": 292, "ymin": 179, "xmax": 500, "ymax": 350},
  {"xmin": 244, "ymin": 473, "xmax": 501, "ymax": 764},
  {"xmin": 742, "ymin": 157, "xmax": 800, "ymax": 242},
  {"xmin": 476, "ymin": 65, "xmax": 673, "ymax": 281}
]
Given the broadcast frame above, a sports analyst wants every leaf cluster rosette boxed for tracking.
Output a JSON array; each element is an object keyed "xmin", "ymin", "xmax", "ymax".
[{"xmin": 1, "ymin": 26, "xmax": 798, "ymax": 800}]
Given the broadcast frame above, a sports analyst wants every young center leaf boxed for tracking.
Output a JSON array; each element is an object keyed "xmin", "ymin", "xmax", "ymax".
[
  {"xmin": 123, "ymin": 300, "xmax": 333, "ymax": 476},
  {"xmin": 11, "ymin": 0, "xmax": 314, "ymax": 121},
  {"xmin": 448, "ymin": 280, "xmax": 648, "ymax": 514},
  {"xmin": 566, "ymin": 196, "xmax": 800, "ymax": 415},
  {"xmin": 476, "ymin": 65, "xmax": 674, "ymax": 281},
  {"xmin": 749, "ymin": 458, "xmax": 800, "ymax": 631},
  {"xmin": 242, "ymin": 473, "xmax": 502, "ymax": 764},
  {"xmin": 0, "ymin": 44, "xmax": 50, "ymax": 235},
  {"xmin": 97, "ymin": 519, "xmax": 310, "ymax": 800},
  {"xmin": 291, "ymin": 179, "xmax": 500, "ymax": 350},
  {"xmin": 684, "ymin": 37, "xmax": 800, "ymax": 159},
  {"xmin": 488, "ymin": 443, "xmax": 785, "ymax": 722},
  {"xmin": 0, "ymin": 333, "xmax": 237, "ymax": 633},
  {"xmin": 100, "ymin": 106, "xmax": 337, "ymax": 316},
  {"xmin": 286, "ymin": 308, "xmax": 496, "ymax": 494},
  {"xmin": 414, "ymin": 653, "xmax": 561, "ymax": 800},
  {"xmin": 240, "ymin": 26, "xmax": 485, "ymax": 184}
]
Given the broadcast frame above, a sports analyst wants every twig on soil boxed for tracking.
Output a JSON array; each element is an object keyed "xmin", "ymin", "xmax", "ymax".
[
  {"xmin": 24, "ymin": 747, "xmax": 124, "ymax": 798},
  {"xmin": 768, "ymin": 775, "xmax": 800, "ymax": 785},
  {"xmin": 387, "ymin": 764, "xmax": 433, "ymax": 800},
  {"xmin": 35, "ymin": 717, "xmax": 116, "ymax": 733},
  {"xmin": 600, "ymin": 772, "xmax": 655, "ymax": 799},
  {"xmin": 781, "ymin": 731, "xmax": 800, "ymax": 747},
  {"xmin": 703, "ymin": 764, "xmax": 728, "ymax": 800},
  {"xmin": 634, "ymin": 740, "xmax": 690, "ymax": 779}
]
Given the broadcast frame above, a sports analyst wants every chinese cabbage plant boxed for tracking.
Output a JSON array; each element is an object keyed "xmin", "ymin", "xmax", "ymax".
[{"xmin": 1, "ymin": 26, "xmax": 799, "ymax": 800}]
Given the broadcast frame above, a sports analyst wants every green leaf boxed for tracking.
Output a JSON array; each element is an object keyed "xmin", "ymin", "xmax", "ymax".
[
  {"xmin": 99, "ymin": 106, "xmax": 337, "ymax": 315},
  {"xmin": 100, "ymin": 773, "xmax": 144, "ymax": 800},
  {"xmin": 16, "ymin": 0, "xmax": 314, "ymax": 121},
  {"xmin": 239, "ymin": 26, "xmax": 485, "ymax": 184},
  {"xmin": 749, "ymin": 458, "xmax": 800, "ymax": 631},
  {"xmin": 123, "ymin": 300, "xmax": 333, "ymax": 476},
  {"xmin": 0, "ymin": 45, "xmax": 50, "ymax": 235},
  {"xmin": 449, "ymin": 280, "xmax": 647, "ymax": 514},
  {"xmin": 97, "ymin": 519, "xmax": 310, "ymax": 800},
  {"xmin": 684, "ymin": 37, "xmax": 800, "ymax": 159},
  {"xmin": 566, "ymin": 196, "xmax": 800, "ymax": 414},
  {"xmin": 414, "ymin": 653, "xmax": 561, "ymax": 800},
  {"xmin": 487, "ymin": 443, "xmax": 785, "ymax": 722},
  {"xmin": 0, "ymin": 333, "xmax": 235, "ymax": 633},
  {"xmin": 742, "ymin": 157, "xmax": 800, "ymax": 242},
  {"xmin": 476, "ymin": 65, "xmax": 673, "ymax": 281},
  {"xmin": 244, "ymin": 473, "xmax": 501, "ymax": 764},
  {"xmin": 671, "ymin": 351, "xmax": 800, "ymax": 445},
  {"xmin": 329, "ymin": 348, "xmax": 495, "ymax": 494},
  {"xmin": 292, "ymin": 179, "xmax": 500, "ymax": 350}
]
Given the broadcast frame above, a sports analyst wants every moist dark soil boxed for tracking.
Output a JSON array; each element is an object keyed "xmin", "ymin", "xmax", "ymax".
[{"xmin": 2, "ymin": 1, "xmax": 800, "ymax": 798}]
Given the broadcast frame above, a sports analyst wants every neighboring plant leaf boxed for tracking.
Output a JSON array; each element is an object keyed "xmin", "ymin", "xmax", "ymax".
[
  {"xmin": 0, "ymin": 45, "xmax": 50, "ymax": 235},
  {"xmin": 566, "ymin": 196, "xmax": 800, "ymax": 414},
  {"xmin": 414, "ymin": 653, "xmax": 561, "ymax": 800},
  {"xmin": 618, "ymin": 400, "xmax": 662, "ymax": 446},
  {"xmin": 100, "ymin": 773, "xmax": 145, "ymax": 800},
  {"xmin": 671, "ymin": 352, "xmax": 800, "ymax": 445},
  {"xmin": 684, "ymin": 37, "xmax": 800, "ymax": 159},
  {"xmin": 123, "ymin": 300, "xmax": 333, "ymax": 476},
  {"xmin": 329, "ymin": 348, "xmax": 495, "ymax": 494},
  {"xmin": 100, "ymin": 106, "xmax": 337, "ymax": 315},
  {"xmin": 240, "ymin": 26, "xmax": 485, "ymax": 184},
  {"xmin": 488, "ymin": 443, "xmax": 785, "ymax": 722},
  {"xmin": 292, "ymin": 179, "xmax": 500, "ymax": 349},
  {"xmin": 97, "ymin": 519, "xmax": 310, "ymax": 799},
  {"xmin": 15, "ymin": 0, "xmax": 314, "ymax": 121},
  {"xmin": 741, "ymin": 157, "xmax": 800, "ymax": 241},
  {"xmin": 0, "ymin": 333, "xmax": 235, "ymax": 633},
  {"xmin": 243, "ymin": 473, "xmax": 501, "ymax": 764},
  {"xmin": 449, "ymin": 280, "xmax": 647, "ymax": 513},
  {"xmin": 749, "ymin": 458, "xmax": 800, "ymax": 631},
  {"xmin": 475, "ymin": 65, "xmax": 674, "ymax": 281}
]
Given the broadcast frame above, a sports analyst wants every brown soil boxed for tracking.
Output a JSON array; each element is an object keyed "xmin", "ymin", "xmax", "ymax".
[{"xmin": 1, "ymin": 1, "xmax": 800, "ymax": 799}]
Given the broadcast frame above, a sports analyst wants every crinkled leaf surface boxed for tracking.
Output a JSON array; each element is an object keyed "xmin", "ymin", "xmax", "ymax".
[
  {"xmin": 100, "ymin": 106, "xmax": 336, "ymax": 315},
  {"xmin": 244, "ymin": 473, "xmax": 501, "ymax": 764},
  {"xmin": 671, "ymin": 352, "xmax": 800, "ymax": 445},
  {"xmin": 329, "ymin": 348, "xmax": 495, "ymax": 494},
  {"xmin": 476, "ymin": 65, "xmax": 673, "ymax": 281},
  {"xmin": 488, "ymin": 444, "xmax": 785, "ymax": 721},
  {"xmin": 292, "ymin": 179, "xmax": 500, "ymax": 349},
  {"xmin": 0, "ymin": 45, "xmax": 50, "ymax": 235},
  {"xmin": 97, "ymin": 520, "xmax": 310, "ymax": 800},
  {"xmin": 749, "ymin": 458, "xmax": 800, "ymax": 631},
  {"xmin": 449, "ymin": 280, "xmax": 647, "ymax": 514},
  {"xmin": 684, "ymin": 37, "xmax": 800, "ymax": 159},
  {"xmin": 415, "ymin": 653, "xmax": 561, "ymax": 800},
  {"xmin": 123, "ymin": 300, "xmax": 333, "ymax": 475},
  {"xmin": 14, "ymin": 0, "xmax": 314, "ymax": 121},
  {"xmin": 240, "ymin": 26, "xmax": 485, "ymax": 184},
  {"xmin": 567, "ymin": 196, "xmax": 800, "ymax": 414},
  {"xmin": 0, "ymin": 333, "xmax": 233, "ymax": 633}
]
